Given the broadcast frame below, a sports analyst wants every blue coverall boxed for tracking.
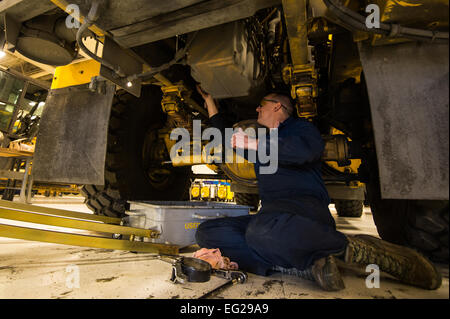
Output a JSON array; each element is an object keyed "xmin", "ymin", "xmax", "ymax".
[{"xmin": 195, "ymin": 114, "xmax": 349, "ymax": 275}]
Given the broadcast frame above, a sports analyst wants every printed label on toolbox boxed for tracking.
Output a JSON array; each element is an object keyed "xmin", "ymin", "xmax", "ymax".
[{"xmin": 184, "ymin": 222, "xmax": 201, "ymax": 230}]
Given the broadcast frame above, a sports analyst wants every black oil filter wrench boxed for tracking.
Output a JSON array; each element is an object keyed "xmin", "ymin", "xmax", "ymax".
[
  {"xmin": 159, "ymin": 254, "xmax": 248, "ymax": 294},
  {"xmin": 161, "ymin": 256, "xmax": 212, "ymax": 284}
]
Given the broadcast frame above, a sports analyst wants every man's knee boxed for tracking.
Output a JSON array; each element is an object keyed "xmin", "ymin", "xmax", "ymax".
[
  {"xmin": 245, "ymin": 216, "xmax": 274, "ymax": 252},
  {"xmin": 195, "ymin": 219, "xmax": 218, "ymax": 248},
  {"xmin": 195, "ymin": 215, "xmax": 252, "ymax": 248}
]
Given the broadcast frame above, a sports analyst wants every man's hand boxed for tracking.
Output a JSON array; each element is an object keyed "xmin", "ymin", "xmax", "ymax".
[
  {"xmin": 196, "ymin": 84, "xmax": 218, "ymax": 118},
  {"xmin": 231, "ymin": 128, "xmax": 258, "ymax": 151}
]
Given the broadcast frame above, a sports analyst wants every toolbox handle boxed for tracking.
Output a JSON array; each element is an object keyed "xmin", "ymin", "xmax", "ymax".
[{"xmin": 192, "ymin": 213, "xmax": 227, "ymax": 220}]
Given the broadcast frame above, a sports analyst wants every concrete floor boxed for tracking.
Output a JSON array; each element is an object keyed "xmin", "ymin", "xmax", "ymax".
[{"xmin": 0, "ymin": 196, "xmax": 448, "ymax": 299}]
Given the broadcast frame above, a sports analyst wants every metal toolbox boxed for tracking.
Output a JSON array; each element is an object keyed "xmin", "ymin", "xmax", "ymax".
[{"xmin": 125, "ymin": 201, "xmax": 250, "ymax": 247}]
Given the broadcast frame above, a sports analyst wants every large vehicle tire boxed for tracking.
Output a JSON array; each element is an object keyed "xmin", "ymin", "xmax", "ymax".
[
  {"xmin": 82, "ymin": 86, "xmax": 191, "ymax": 218},
  {"xmin": 235, "ymin": 192, "xmax": 260, "ymax": 212},
  {"xmin": 365, "ymin": 155, "xmax": 449, "ymax": 263},
  {"xmin": 335, "ymin": 200, "xmax": 364, "ymax": 218}
]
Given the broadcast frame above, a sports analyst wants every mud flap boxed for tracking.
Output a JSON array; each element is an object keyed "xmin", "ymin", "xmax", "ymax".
[
  {"xmin": 32, "ymin": 83, "xmax": 115, "ymax": 185},
  {"xmin": 359, "ymin": 41, "xmax": 449, "ymax": 200}
]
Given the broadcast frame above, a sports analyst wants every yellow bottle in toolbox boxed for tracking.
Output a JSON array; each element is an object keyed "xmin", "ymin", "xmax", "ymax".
[
  {"xmin": 226, "ymin": 185, "xmax": 234, "ymax": 202},
  {"xmin": 217, "ymin": 184, "xmax": 227, "ymax": 201},
  {"xmin": 201, "ymin": 184, "xmax": 210, "ymax": 200},
  {"xmin": 190, "ymin": 183, "xmax": 201, "ymax": 200}
]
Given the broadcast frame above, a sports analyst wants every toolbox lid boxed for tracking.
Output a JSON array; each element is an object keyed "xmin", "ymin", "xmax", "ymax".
[
  {"xmin": 126, "ymin": 201, "xmax": 250, "ymax": 222},
  {"xmin": 128, "ymin": 201, "xmax": 249, "ymax": 210}
]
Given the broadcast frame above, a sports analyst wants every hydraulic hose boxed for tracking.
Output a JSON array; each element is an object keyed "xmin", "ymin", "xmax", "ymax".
[
  {"xmin": 77, "ymin": 1, "xmax": 197, "ymax": 88},
  {"xmin": 126, "ymin": 31, "xmax": 198, "ymax": 82},
  {"xmin": 323, "ymin": 0, "xmax": 449, "ymax": 43},
  {"xmin": 76, "ymin": 0, "xmax": 125, "ymax": 77}
]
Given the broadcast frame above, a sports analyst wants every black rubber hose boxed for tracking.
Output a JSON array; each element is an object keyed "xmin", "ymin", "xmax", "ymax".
[
  {"xmin": 77, "ymin": 1, "xmax": 198, "ymax": 85},
  {"xmin": 76, "ymin": 0, "xmax": 125, "ymax": 77},
  {"xmin": 127, "ymin": 32, "xmax": 199, "ymax": 82},
  {"xmin": 323, "ymin": 0, "xmax": 449, "ymax": 43}
]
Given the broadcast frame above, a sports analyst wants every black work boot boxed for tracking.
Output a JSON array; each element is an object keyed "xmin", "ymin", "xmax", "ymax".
[
  {"xmin": 273, "ymin": 255, "xmax": 345, "ymax": 291},
  {"xmin": 311, "ymin": 255, "xmax": 346, "ymax": 291},
  {"xmin": 345, "ymin": 235, "xmax": 442, "ymax": 290}
]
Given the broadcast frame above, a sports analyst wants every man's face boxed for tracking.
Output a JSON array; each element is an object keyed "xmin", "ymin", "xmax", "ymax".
[{"xmin": 256, "ymin": 96, "xmax": 278, "ymax": 125}]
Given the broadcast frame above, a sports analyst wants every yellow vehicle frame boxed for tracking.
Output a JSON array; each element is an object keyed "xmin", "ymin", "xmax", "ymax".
[{"xmin": 0, "ymin": 200, "xmax": 179, "ymax": 255}]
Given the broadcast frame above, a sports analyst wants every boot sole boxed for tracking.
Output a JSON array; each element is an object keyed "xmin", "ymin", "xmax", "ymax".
[{"xmin": 312, "ymin": 256, "xmax": 346, "ymax": 291}]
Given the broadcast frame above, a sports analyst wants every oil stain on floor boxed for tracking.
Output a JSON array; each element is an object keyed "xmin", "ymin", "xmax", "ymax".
[{"xmin": 96, "ymin": 276, "xmax": 119, "ymax": 283}]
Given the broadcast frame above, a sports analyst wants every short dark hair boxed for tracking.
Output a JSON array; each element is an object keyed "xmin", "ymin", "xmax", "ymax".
[{"xmin": 266, "ymin": 92, "xmax": 295, "ymax": 116}]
